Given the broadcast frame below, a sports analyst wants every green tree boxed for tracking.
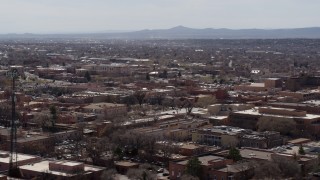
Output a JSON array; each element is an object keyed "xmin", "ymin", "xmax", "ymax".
[
  {"xmin": 146, "ymin": 73, "xmax": 150, "ymax": 81},
  {"xmin": 186, "ymin": 157, "xmax": 202, "ymax": 178},
  {"xmin": 49, "ymin": 105, "xmax": 57, "ymax": 129},
  {"xmin": 299, "ymin": 144, "xmax": 305, "ymax": 155},
  {"xmin": 84, "ymin": 71, "xmax": 91, "ymax": 81},
  {"xmin": 162, "ymin": 69, "xmax": 168, "ymax": 79},
  {"xmin": 134, "ymin": 91, "xmax": 146, "ymax": 107},
  {"xmin": 228, "ymin": 147, "xmax": 242, "ymax": 161}
]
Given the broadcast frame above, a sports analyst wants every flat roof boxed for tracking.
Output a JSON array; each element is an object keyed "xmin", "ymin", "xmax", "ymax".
[
  {"xmin": 19, "ymin": 160, "xmax": 104, "ymax": 176},
  {"xmin": 218, "ymin": 162, "xmax": 251, "ymax": 173},
  {"xmin": 16, "ymin": 135, "xmax": 50, "ymax": 143},
  {"xmin": 178, "ymin": 155, "xmax": 224, "ymax": 166},
  {"xmin": 83, "ymin": 103, "xmax": 125, "ymax": 109},
  {"xmin": 234, "ymin": 108, "xmax": 320, "ymax": 119},
  {"xmin": 287, "ymin": 138, "xmax": 311, "ymax": 144},
  {"xmin": 52, "ymin": 161, "xmax": 82, "ymax": 166},
  {"xmin": 249, "ymin": 83, "xmax": 265, "ymax": 87},
  {"xmin": 180, "ymin": 144, "xmax": 202, "ymax": 150},
  {"xmin": 240, "ymin": 148, "xmax": 273, "ymax": 161},
  {"xmin": 115, "ymin": 161, "xmax": 138, "ymax": 167},
  {"xmin": 0, "ymin": 150, "xmax": 39, "ymax": 163}
]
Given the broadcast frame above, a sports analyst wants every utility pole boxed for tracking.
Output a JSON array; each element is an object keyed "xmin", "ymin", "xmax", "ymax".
[{"xmin": 6, "ymin": 69, "xmax": 18, "ymax": 175}]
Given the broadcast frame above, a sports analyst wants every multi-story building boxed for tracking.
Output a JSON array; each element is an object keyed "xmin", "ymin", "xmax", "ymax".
[
  {"xmin": 192, "ymin": 126, "xmax": 284, "ymax": 149},
  {"xmin": 82, "ymin": 102, "xmax": 127, "ymax": 120},
  {"xmin": 279, "ymin": 90, "xmax": 320, "ymax": 101},
  {"xmin": 240, "ymin": 131, "xmax": 283, "ymax": 149},
  {"xmin": 192, "ymin": 126, "xmax": 241, "ymax": 148},
  {"xmin": 82, "ymin": 63, "xmax": 131, "ymax": 76},
  {"xmin": 229, "ymin": 106, "xmax": 320, "ymax": 134}
]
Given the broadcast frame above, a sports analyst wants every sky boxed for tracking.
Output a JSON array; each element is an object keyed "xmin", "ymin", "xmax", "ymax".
[{"xmin": 0, "ymin": 0, "xmax": 319, "ymax": 34}]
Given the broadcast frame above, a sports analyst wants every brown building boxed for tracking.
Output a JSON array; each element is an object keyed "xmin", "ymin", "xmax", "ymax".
[
  {"xmin": 192, "ymin": 126, "xmax": 283, "ymax": 149},
  {"xmin": 178, "ymin": 144, "xmax": 206, "ymax": 156},
  {"xmin": 82, "ymin": 103, "xmax": 127, "ymax": 120},
  {"xmin": 0, "ymin": 151, "xmax": 41, "ymax": 172},
  {"xmin": 240, "ymin": 131, "xmax": 283, "ymax": 149},
  {"xmin": 169, "ymin": 155, "xmax": 253, "ymax": 180},
  {"xmin": 229, "ymin": 107, "xmax": 320, "ymax": 134},
  {"xmin": 114, "ymin": 161, "xmax": 139, "ymax": 174},
  {"xmin": 19, "ymin": 160, "xmax": 105, "ymax": 180}
]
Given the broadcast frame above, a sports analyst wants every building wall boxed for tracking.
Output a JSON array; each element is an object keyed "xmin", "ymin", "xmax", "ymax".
[
  {"xmin": 83, "ymin": 103, "xmax": 127, "ymax": 119},
  {"xmin": 258, "ymin": 107, "xmax": 307, "ymax": 117},
  {"xmin": 265, "ymin": 79, "xmax": 282, "ymax": 88},
  {"xmin": 82, "ymin": 64, "xmax": 131, "ymax": 76},
  {"xmin": 49, "ymin": 162, "xmax": 84, "ymax": 174},
  {"xmin": 221, "ymin": 134, "xmax": 239, "ymax": 148},
  {"xmin": 234, "ymin": 84, "xmax": 268, "ymax": 92}
]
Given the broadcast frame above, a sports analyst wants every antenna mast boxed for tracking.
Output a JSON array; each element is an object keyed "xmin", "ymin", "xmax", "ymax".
[{"xmin": 6, "ymin": 68, "xmax": 18, "ymax": 175}]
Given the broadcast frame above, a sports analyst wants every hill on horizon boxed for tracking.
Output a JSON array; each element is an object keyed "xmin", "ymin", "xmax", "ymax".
[{"xmin": 1, "ymin": 26, "xmax": 320, "ymax": 39}]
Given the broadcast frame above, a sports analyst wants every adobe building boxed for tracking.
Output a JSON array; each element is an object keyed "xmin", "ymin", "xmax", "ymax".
[
  {"xmin": 114, "ymin": 161, "xmax": 139, "ymax": 174},
  {"xmin": 0, "ymin": 129, "xmax": 54, "ymax": 155},
  {"xmin": 19, "ymin": 160, "xmax": 105, "ymax": 180},
  {"xmin": 178, "ymin": 144, "xmax": 206, "ymax": 156},
  {"xmin": 81, "ymin": 63, "xmax": 131, "ymax": 76},
  {"xmin": 192, "ymin": 126, "xmax": 283, "ymax": 149},
  {"xmin": 0, "ymin": 151, "xmax": 41, "ymax": 171},
  {"xmin": 229, "ymin": 106, "xmax": 320, "ymax": 134},
  {"xmin": 208, "ymin": 104, "xmax": 254, "ymax": 116},
  {"xmin": 234, "ymin": 78, "xmax": 282, "ymax": 92},
  {"xmin": 283, "ymin": 75, "xmax": 320, "ymax": 91},
  {"xmin": 82, "ymin": 102, "xmax": 127, "ymax": 119},
  {"xmin": 169, "ymin": 155, "xmax": 253, "ymax": 180}
]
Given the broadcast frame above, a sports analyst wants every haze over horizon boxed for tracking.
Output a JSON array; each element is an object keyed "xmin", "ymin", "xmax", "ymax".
[{"xmin": 0, "ymin": 0, "xmax": 320, "ymax": 34}]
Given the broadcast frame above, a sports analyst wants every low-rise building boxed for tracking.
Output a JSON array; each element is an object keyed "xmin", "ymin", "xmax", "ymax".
[
  {"xmin": 0, "ymin": 151, "xmax": 41, "ymax": 171},
  {"xmin": 114, "ymin": 161, "xmax": 139, "ymax": 174},
  {"xmin": 169, "ymin": 155, "xmax": 253, "ymax": 180},
  {"xmin": 19, "ymin": 160, "xmax": 105, "ymax": 180}
]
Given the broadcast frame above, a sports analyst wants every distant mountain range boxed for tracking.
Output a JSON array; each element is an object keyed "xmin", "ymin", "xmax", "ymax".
[{"xmin": 1, "ymin": 26, "xmax": 320, "ymax": 39}]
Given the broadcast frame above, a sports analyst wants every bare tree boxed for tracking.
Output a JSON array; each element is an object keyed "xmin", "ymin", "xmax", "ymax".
[
  {"xmin": 195, "ymin": 96, "xmax": 217, "ymax": 108},
  {"xmin": 180, "ymin": 174, "xmax": 200, "ymax": 180},
  {"xmin": 253, "ymin": 156, "xmax": 301, "ymax": 179},
  {"xmin": 158, "ymin": 141, "xmax": 178, "ymax": 166},
  {"xmin": 179, "ymin": 98, "xmax": 195, "ymax": 114},
  {"xmin": 134, "ymin": 91, "xmax": 146, "ymax": 107},
  {"xmin": 126, "ymin": 168, "xmax": 156, "ymax": 180},
  {"xmin": 272, "ymin": 156, "xmax": 301, "ymax": 178},
  {"xmin": 100, "ymin": 169, "xmax": 117, "ymax": 180},
  {"xmin": 85, "ymin": 137, "xmax": 109, "ymax": 165},
  {"xmin": 257, "ymin": 117, "xmax": 297, "ymax": 136},
  {"xmin": 253, "ymin": 160, "xmax": 281, "ymax": 179}
]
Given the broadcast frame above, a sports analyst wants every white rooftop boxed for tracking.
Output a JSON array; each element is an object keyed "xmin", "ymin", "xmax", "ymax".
[{"xmin": 0, "ymin": 151, "xmax": 38, "ymax": 163}]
